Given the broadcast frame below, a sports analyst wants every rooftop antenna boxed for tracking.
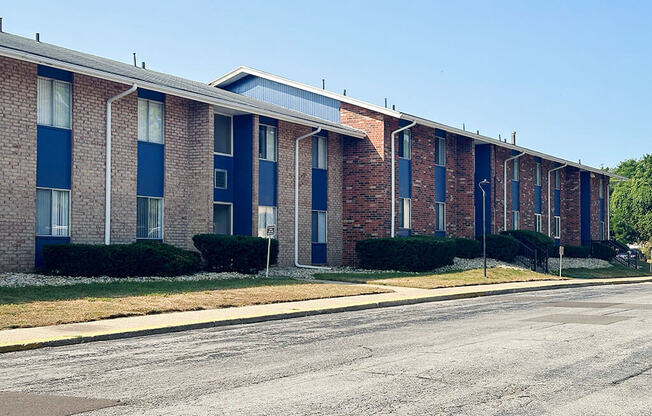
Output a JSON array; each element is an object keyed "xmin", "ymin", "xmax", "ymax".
[
  {"xmin": 322, "ymin": 79, "xmax": 325, "ymax": 89},
  {"xmin": 141, "ymin": 61, "xmax": 146, "ymax": 69},
  {"xmin": 35, "ymin": 32, "xmax": 40, "ymax": 42},
  {"xmin": 343, "ymin": 89, "xmax": 346, "ymax": 96},
  {"xmin": 133, "ymin": 53, "xmax": 137, "ymax": 67}
]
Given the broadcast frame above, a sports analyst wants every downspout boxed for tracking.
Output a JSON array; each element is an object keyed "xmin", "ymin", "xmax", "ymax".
[
  {"xmin": 503, "ymin": 152, "xmax": 525, "ymax": 231},
  {"xmin": 547, "ymin": 163, "xmax": 567, "ymax": 238},
  {"xmin": 390, "ymin": 120, "xmax": 417, "ymax": 237},
  {"xmin": 105, "ymin": 83, "xmax": 137, "ymax": 244},
  {"xmin": 294, "ymin": 127, "xmax": 328, "ymax": 269}
]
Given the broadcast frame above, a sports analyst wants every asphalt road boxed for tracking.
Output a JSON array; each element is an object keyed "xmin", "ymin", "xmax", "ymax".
[{"xmin": 1, "ymin": 283, "xmax": 650, "ymax": 415}]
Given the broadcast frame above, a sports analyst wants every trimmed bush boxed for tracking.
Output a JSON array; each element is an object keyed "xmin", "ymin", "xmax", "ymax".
[
  {"xmin": 355, "ymin": 237, "xmax": 455, "ymax": 272},
  {"xmin": 591, "ymin": 242, "xmax": 616, "ymax": 260},
  {"xmin": 478, "ymin": 234, "xmax": 520, "ymax": 262},
  {"xmin": 453, "ymin": 238, "xmax": 482, "ymax": 259},
  {"xmin": 42, "ymin": 241, "xmax": 201, "ymax": 277},
  {"xmin": 193, "ymin": 234, "xmax": 278, "ymax": 274},
  {"xmin": 563, "ymin": 245, "xmax": 590, "ymax": 258}
]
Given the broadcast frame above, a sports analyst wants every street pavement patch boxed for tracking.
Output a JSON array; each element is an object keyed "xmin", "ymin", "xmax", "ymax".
[
  {"xmin": 0, "ymin": 391, "xmax": 119, "ymax": 416},
  {"xmin": 525, "ymin": 313, "xmax": 633, "ymax": 325}
]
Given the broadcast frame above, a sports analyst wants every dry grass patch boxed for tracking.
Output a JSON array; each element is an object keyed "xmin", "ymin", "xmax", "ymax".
[{"xmin": 0, "ymin": 280, "xmax": 389, "ymax": 330}]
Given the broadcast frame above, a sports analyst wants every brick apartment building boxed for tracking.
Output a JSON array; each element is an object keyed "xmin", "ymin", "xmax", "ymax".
[{"xmin": 0, "ymin": 31, "xmax": 625, "ymax": 272}]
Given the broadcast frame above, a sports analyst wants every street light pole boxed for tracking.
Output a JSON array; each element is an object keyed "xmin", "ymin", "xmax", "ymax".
[{"xmin": 479, "ymin": 179, "xmax": 489, "ymax": 278}]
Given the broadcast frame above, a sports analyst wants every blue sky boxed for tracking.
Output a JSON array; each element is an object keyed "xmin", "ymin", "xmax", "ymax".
[{"xmin": 3, "ymin": 1, "xmax": 649, "ymax": 168}]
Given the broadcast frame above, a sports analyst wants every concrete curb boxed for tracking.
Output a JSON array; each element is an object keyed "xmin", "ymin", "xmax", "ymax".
[{"xmin": 1, "ymin": 277, "xmax": 650, "ymax": 354}]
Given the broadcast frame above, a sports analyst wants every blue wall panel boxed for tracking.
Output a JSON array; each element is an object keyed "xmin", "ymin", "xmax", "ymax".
[
  {"xmin": 554, "ymin": 189, "xmax": 561, "ymax": 216},
  {"xmin": 474, "ymin": 144, "xmax": 492, "ymax": 236},
  {"xmin": 138, "ymin": 88, "xmax": 165, "ymax": 102},
  {"xmin": 580, "ymin": 171, "xmax": 591, "ymax": 246},
  {"xmin": 38, "ymin": 65, "xmax": 72, "ymax": 82},
  {"xmin": 226, "ymin": 75, "xmax": 341, "ymax": 123},
  {"xmin": 435, "ymin": 166, "xmax": 446, "ymax": 202},
  {"xmin": 511, "ymin": 181, "xmax": 520, "ymax": 211},
  {"xmin": 233, "ymin": 115, "xmax": 253, "ymax": 235},
  {"xmin": 312, "ymin": 169, "xmax": 328, "ymax": 211},
  {"xmin": 35, "ymin": 236, "xmax": 70, "ymax": 268},
  {"xmin": 534, "ymin": 186, "xmax": 542, "ymax": 214},
  {"xmin": 137, "ymin": 142, "xmax": 164, "ymax": 197},
  {"xmin": 214, "ymin": 154, "xmax": 235, "ymax": 202},
  {"xmin": 311, "ymin": 243, "xmax": 327, "ymax": 264},
  {"xmin": 259, "ymin": 160, "xmax": 277, "ymax": 206},
  {"xmin": 36, "ymin": 126, "xmax": 71, "ymax": 189},
  {"xmin": 398, "ymin": 158, "xmax": 412, "ymax": 199},
  {"xmin": 600, "ymin": 199, "xmax": 605, "ymax": 221}
]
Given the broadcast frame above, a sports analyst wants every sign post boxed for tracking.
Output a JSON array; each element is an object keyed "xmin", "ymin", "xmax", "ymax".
[
  {"xmin": 265, "ymin": 224, "xmax": 276, "ymax": 278},
  {"xmin": 559, "ymin": 245, "xmax": 564, "ymax": 278}
]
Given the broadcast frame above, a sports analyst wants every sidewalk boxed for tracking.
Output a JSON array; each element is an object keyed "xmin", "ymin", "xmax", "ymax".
[{"xmin": 1, "ymin": 276, "xmax": 651, "ymax": 353}]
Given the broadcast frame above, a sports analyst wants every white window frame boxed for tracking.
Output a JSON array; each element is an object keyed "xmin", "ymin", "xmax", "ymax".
[
  {"xmin": 535, "ymin": 162, "xmax": 542, "ymax": 186},
  {"xmin": 513, "ymin": 158, "xmax": 520, "ymax": 181},
  {"xmin": 535, "ymin": 213, "xmax": 542, "ymax": 233},
  {"xmin": 435, "ymin": 136, "xmax": 446, "ymax": 166},
  {"xmin": 259, "ymin": 124, "xmax": 277, "ymax": 162},
  {"xmin": 398, "ymin": 129, "xmax": 411, "ymax": 160},
  {"xmin": 214, "ymin": 168, "xmax": 228, "ymax": 190},
  {"xmin": 136, "ymin": 196, "xmax": 164, "ymax": 240},
  {"xmin": 138, "ymin": 98, "xmax": 165, "ymax": 144},
  {"xmin": 213, "ymin": 111, "xmax": 233, "ymax": 157},
  {"xmin": 257, "ymin": 205, "xmax": 277, "ymax": 238},
  {"xmin": 213, "ymin": 202, "xmax": 233, "ymax": 235},
  {"xmin": 554, "ymin": 216, "xmax": 561, "ymax": 239},
  {"xmin": 435, "ymin": 202, "xmax": 446, "ymax": 232},
  {"xmin": 35, "ymin": 187, "xmax": 71, "ymax": 237},
  {"xmin": 311, "ymin": 210, "xmax": 328, "ymax": 244},
  {"xmin": 512, "ymin": 210, "xmax": 520, "ymax": 230},
  {"xmin": 398, "ymin": 197, "xmax": 411, "ymax": 229},
  {"xmin": 37, "ymin": 76, "xmax": 71, "ymax": 129},
  {"xmin": 312, "ymin": 135, "xmax": 328, "ymax": 169}
]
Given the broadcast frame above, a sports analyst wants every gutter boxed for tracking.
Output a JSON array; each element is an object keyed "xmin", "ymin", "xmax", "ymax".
[
  {"xmin": 390, "ymin": 120, "xmax": 417, "ymax": 237},
  {"xmin": 105, "ymin": 83, "xmax": 137, "ymax": 244},
  {"xmin": 294, "ymin": 127, "xmax": 329, "ymax": 269},
  {"xmin": 503, "ymin": 152, "xmax": 525, "ymax": 231},
  {"xmin": 547, "ymin": 164, "xmax": 567, "ymax": 238}
]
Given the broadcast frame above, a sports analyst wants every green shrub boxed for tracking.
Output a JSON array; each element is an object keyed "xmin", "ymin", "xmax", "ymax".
[
  {"xmin": 453, "ymin": 238, "xmax": 482, "ymax": 259},
  {"xmin": 502, "ymin": 230, "xmax": 555, "ymax": 255},
  {"xmin": 42, "ymin": 241, "xmax": 201, "ymax": 277},
  {"xmin": 193, "ymin": 234, "xmax": 278, "ymax": 274},
  {"xmin": 477, "ymin": 234, "xmax": 520, "ymax": 262},
  {"xmin": 591, "ymin": 242, "xmax": 616, "ymax": 260},
  {"xmin": 355, "ymin": 237, "xmax": 455, "ymax": 272},
  {"xmin": 563, "ymin": 245, "xmax": 590, "ymax": 258}
]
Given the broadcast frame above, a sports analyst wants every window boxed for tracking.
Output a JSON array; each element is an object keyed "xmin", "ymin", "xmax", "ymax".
[
  {"xmin": 535, "ymin": 213, "xmax": 542, "ymax": 233},
  {"xmin": 213, "ymin": 203, "xmax": 232, "ymax": 235},
  {"xmin": 257, "ymin": 206, "xmax": 277, "ymax": 238},
  {"xmin": 398, "ymin": 129, "xmax": 411, "ymax": 159},
  {"xmin": 312, "ymin": 136, "xmax": 327, "ymax": 169},
  {"xmin": 600, "ymin": 221, "xmax": 605, "ymax": 240},
  {"xmin": 554, "ymin": 170, "xmax": 561, "ymax": 190},
  {"xmin": 36, "ymin": 188, "xmax": 70, "ymax": 236},
  {"xmin": 435, "ymin": 202, "xmax": 446, "ymax": 232},
  {"xmin": 535, "ymin": 162, "xmax": 542, "ymax": 186},
  {"xmin": 137, "ymin": 197, "xmax": 163, "ymax": 239},
  {"xmin": 512, "ymin": 210, "xmax": 520, "ymax": 230},
  {"xmin": 435, "ymin": 135, "xmax": 446, "ymax": 166},
  {"xmin": 138, "ymin": 98, "xmax": 164, "ymax": 143},
  {"xmin": 599, "ymin": 177, "xmax": 604, "ymax": 199},
  {"xmin": 259, "ymin": 124, "xmax": 277, "ymax": 161},
  {"xmin": 554, "ymin": 216, "xmax": 561, "ymax": 239},
  {"xmin": 513, "ymin": 158, "xmax": 520, "ymax": 181},
  {"xmin": 214, "ymin": 169, "xmax": 227, "ymax": 190},
  {"xmin": 214, "ymin": 113, "xmax": 232, "ymax": 155},
  {"xmin": 37, "ymin": 77, "xmax": 71, "ymax": 129},
  {"xmin": 398, "ymin": 198, "xmax": 411, "ymax": 229},
  {"xmin": 312, "ymin": 211, "xmax": 327, "ymax": 243}
]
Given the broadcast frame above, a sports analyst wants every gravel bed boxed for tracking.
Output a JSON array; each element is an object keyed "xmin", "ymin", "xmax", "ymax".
[{"xmin": 548, "ymin": 257, "xmax": 611, "ymax": 270}]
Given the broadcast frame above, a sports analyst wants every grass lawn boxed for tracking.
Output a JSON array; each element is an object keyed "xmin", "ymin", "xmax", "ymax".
[
  {"xmin": 562, "ymin": 264, "xmax": 652, "ymax": 279},
  {"xmin": 0, "ymin": 278, "xmax": 390, "ymax": 330},
  {"xmin": 315, "ymin": 267, "xmax": 564, "ymax": 289}
]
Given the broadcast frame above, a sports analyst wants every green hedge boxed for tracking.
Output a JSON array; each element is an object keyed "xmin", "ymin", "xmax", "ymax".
[
  {"xmin": 355, "ymin": 237, "xmax": 455, "ymax": 272},
  {"xmin": 42, "ymin": 241, "xmax": 201, "ymax": 277},
  {"xmin": 591, "ymin": 242, "xmax": 616, "ymax": 260},
  {"xmin": 563, "ymin": 245, "xmax": 590, "ymax": 258},
  {"xmin": 453, "ymin": 238, "xmax": 482, "ymax": 259},
  {"xmin": 193, "ymin": 234, "xmax": 278, "ymax": 274},
  {"xmin": 502, "ymin": 230, "xmax": 555, "ymax": 255},
  {"xmin": 478, "ymin": 234, "xmax": 520, "ymax": 262}
]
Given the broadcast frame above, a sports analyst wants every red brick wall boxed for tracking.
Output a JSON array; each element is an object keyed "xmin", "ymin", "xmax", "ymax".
[
  {"xmin": 327, "ymin": 131, "xmax": 344, "ymax": 265},
  {"xmin": 519, "ymin": 155, "xmax": 536, "ymax": 231},
  {"xmin": 447, "ymin": 134, "xmax": 475, "ymax": 238},
  {"xmin": 0, "ymin": 56, "xmax": 37, "ymax": 272},
  {"xmin": 493, "ymin": 146, "xmax": 513, "ymax": 232},
  {"xmin": 561, "ymin": 167, "xmax": 581, "ymax": 245},
  {"xmin": 411, "ymin": 124, "xmax": 435, "ymax": 235}
]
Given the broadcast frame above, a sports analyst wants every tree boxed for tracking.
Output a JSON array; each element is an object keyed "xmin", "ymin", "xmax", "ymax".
[{"xmin": 610, "ymin": 154, "xmax": 652, "ymax": 244}]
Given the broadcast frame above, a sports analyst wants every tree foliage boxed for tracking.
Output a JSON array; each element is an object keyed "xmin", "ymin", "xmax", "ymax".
[{"xmin": 610, "ymin": 154, "xmax": 652, "ymax": 244}]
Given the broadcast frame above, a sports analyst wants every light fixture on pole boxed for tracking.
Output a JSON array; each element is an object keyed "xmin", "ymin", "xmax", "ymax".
[{"xmin": 478, "ymin": 179, "xmax": 489, "ymax": 278}]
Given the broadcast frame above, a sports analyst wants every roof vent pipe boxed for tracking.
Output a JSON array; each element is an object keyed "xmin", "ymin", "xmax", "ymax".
[
  {"xmin": 35, "ymin": 33, "xmax": 40, "ymax": 42},
  {"xmin": 511, "ymin": 131, "xmax": 516, "ymax": 145},
  {"xmin": 322, "ymin": 79, "xmax": 325, "ymax": 89},
  {"xmin": 384, "ymin": 98, "xmax": 388, "ymax": 108},
  {"xmin": 133, "ymin": 53, "xmax": 137, "ymax": 67},
  {"xmin": 0, "ymin": 17, "xmax": 3, "ymax": 33},
  {"xmin": 343, "ymin": 89, "xmax": 346, "ymax": 96},
  {"xmin": 392, "ymin": 104, "xmax": 396, "ymax": 110},
  {"xmin": 141, "ymin": 61, "xmax": 146, "ymax": 69}
]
